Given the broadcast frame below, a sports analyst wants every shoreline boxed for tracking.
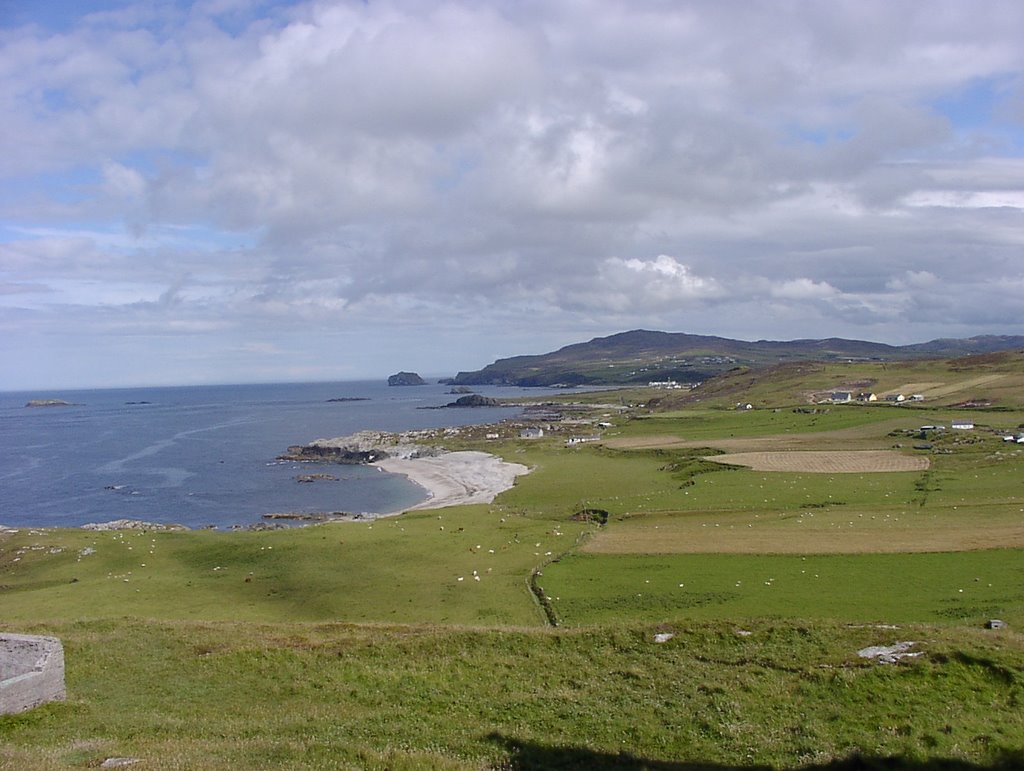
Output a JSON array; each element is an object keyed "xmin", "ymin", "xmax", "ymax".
[
  {"xmin": 56, "ymin": 449, "xmax": 531, "ymax": 531},
  {"xmin": 373, "ymin": 451, "xmax": 530, "ymax": 516}
]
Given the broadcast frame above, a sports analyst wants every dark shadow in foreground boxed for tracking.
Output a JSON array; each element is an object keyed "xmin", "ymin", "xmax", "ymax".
[{"xmin": 486, "ymin": 733, "xmax": 1024, "ymax": 771}]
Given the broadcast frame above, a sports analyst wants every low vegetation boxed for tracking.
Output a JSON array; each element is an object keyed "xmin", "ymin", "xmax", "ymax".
[{"xmin": 3, "ymin": 353, "xmax": 1023, "ymax": 768}]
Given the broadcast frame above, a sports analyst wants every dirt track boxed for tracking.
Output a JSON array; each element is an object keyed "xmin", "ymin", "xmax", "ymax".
[{"xmin": 707, "ymin": 450, "xmax": 929, "ymax": 473}]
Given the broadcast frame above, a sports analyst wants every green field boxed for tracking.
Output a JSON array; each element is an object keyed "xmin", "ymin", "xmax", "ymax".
[
  {"xmin": 3, "ymin": 357, "xmax": 1024, "ymax": 768},
  {"xmin": 538, "ymin": 550, "xmax": 1024, "ymax": 627}
]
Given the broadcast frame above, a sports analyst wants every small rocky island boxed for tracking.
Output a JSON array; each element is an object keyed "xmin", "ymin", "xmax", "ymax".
[
  {"xmin": 387, "ymin": 371, "xmax": 426, "ymax": 386},
  {"xmin": 25, "ymin": 399, "xmax": 73, "ymax": 408}
]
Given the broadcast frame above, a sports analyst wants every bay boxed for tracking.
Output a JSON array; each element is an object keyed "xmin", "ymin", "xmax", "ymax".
[{"xmin": 0, "ymin": 380, "xmax": 572, "ymax": 529}]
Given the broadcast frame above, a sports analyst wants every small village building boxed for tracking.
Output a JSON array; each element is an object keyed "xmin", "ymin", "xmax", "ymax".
[
  {"xmin": 519, "ymin": 427, "xmax": 544, "ymax": 439},
  {"xmin": 857, "ymin": 392, "xmax": 878, "ymax": 402},
  {"xmin": 951, "ymin": 420, "xmax": 974, "ymax": 430},
  {"xmin": 831, "ymin": 392, "xmax": 853, "ymax": 403}
]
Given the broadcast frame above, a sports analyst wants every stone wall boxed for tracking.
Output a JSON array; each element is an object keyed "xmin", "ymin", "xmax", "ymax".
[{"xmin": 0, "ymin": 634, "xmax": 66, "ymax": 714}]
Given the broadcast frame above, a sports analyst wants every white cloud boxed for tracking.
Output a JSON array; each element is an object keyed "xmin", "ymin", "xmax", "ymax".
[
  {"xmin": 770, "ymin": 278, "xmax": 840, "ymax": 300},
  {"xmin": 591, "ymin": 255, "xmax": 722, "ymax": 312},
  {"xmin": 2, "ymin": 0, "xmax": 1024, "ymax": 388}
]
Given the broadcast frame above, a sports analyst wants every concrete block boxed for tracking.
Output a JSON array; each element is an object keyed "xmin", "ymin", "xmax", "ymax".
[{"xmin": 0, "ymin": 634, "xmax": 66, "ymax": 714}]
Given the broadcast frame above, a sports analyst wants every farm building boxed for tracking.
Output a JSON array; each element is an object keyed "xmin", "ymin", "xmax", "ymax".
[{"xmin": 951, "ymin": 420, "xmax": 975, "ymax": 430}]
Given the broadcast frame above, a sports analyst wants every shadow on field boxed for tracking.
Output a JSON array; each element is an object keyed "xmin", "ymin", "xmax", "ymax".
[{"xmin": 487, "ymin": 734, "xmax": 1024, "ymax": 770}]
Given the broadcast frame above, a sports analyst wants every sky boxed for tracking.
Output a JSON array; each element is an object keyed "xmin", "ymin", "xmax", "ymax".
[{"xmin": 1, "ymin": 0, "xmax": 1023, "ymax": 390}]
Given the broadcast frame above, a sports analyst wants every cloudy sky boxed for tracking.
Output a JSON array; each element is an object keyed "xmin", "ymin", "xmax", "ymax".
[{"xmin": 2, "ymin": 0, "xmax": 1023, "ymax": 389}]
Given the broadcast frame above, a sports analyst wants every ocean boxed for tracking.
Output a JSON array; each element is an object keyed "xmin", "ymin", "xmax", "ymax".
[{"xmin": 0, "ymin": 380, "xmax": 568, "ymax": 530}]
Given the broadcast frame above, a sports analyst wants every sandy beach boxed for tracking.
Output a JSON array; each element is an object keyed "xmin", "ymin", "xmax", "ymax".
[{"xmin": 375, "ymin": 451, "xmax": 529, "ymax": 515}]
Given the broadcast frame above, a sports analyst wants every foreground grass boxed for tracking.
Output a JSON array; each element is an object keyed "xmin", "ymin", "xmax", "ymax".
[{"xmin": 2, "ymin": 619, "xmax": 1023, "ymax": 769}]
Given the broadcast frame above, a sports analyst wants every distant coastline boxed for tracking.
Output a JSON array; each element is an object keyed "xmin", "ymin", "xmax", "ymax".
[{"xmin": 0, "ymin": 380, "xmax": 565, "ymax": 530}]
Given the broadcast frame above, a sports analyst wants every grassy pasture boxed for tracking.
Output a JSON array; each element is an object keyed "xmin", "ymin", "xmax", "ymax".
[
  {"xmin": 584, "ymin": 399, "xmax": 1024, "ymax": 557},
  {"xmin": 0, "ymin": 508, "xmax": 586, "ymax": 626},
  {"xmin": 607, "ymin": 404, "xmax": 904, "ymax": 446}
]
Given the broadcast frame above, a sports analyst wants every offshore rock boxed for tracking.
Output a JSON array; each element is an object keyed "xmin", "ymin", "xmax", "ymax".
[{"xmin": 387, "ymin": 371, "xmax": 426, "ymax": 386}]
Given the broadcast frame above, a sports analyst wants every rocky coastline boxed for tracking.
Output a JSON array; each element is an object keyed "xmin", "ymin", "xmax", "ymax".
[
  {"xmin": 273, "ymin": 429, "xmax": 529, "ymax": 519},
  {"xmin": 278, "ymin": 430, "xmax": 445, "ymax": 465}
]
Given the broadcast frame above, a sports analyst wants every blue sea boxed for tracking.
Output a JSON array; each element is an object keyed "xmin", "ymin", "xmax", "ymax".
[{"xmin": 0, "ymin": 381, "xmax": 568, "ymax": 530}]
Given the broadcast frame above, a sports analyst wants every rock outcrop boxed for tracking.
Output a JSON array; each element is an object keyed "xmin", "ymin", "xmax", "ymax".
[
  {"xmin": 278, "ymin": 445, "xmax": 387, "ymax": 464},
  {"xmin": 279, "ymin": 430, "xmax": 443, "ymax": 465},
  {"xmin": 445, "ymin": 394, "xmax": 501, "ymax": 408},
  {"xmin": 80, "ymin": 519, "xmax": 188, "ymax": 531}
]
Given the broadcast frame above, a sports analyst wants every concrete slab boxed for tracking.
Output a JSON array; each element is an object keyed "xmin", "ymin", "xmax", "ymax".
[{"xmin": 1, "ymin": 633, "xmax": 66, "ymax": 714}]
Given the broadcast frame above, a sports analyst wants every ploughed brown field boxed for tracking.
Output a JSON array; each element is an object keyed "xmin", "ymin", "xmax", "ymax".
[{"xmin": 706, "ymin": 449, "xmax": 930, "ymax": 473}]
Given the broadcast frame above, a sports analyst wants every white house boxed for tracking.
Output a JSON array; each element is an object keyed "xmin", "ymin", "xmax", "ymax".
[
  {"xmin": 951, "ymin": 420, "xmax": 974, "ymax": 430},
  {"xmin": 519, "ymin": 427, "xmax": 544, "ymax": 439}
]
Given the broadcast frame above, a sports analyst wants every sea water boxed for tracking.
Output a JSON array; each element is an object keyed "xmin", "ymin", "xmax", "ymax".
[{"xmin": 0, "ymin": 381, "xmax": 569, "ymax": 529}]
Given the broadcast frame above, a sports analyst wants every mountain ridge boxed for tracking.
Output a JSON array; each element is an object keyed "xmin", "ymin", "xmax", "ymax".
[{"xmin": 451, "ymin": 330, "xmax": 1024, "ymax": 386}]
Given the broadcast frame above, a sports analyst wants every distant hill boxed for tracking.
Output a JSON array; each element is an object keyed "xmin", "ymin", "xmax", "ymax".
[
  {"xmin": 646, "ymin": 349, "xmax": 1024, "ymax": 410},
  {"xmin": 450, "ymin": 330, "xmax": 1024, "ymax": 387}
]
